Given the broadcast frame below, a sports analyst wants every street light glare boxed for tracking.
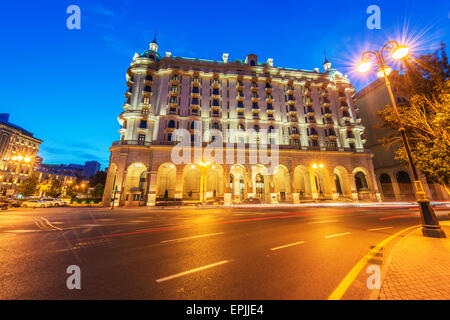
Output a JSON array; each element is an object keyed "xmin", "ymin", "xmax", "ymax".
[
  {"xmin": 391, "ymin": 46, "xmax": 409, "ymax": 60},
  {"xmin": 357, "ymin": 61, "xmax": 372, "ymax": 73},
  {"xmin": 377, "ymin": 66, "xmax": 392, "ymax": 78}
]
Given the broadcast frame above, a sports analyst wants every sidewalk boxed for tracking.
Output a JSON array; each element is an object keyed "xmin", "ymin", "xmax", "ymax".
[{"xmin": 377, "ymin": 221, "xmax": 450, "ymax": 300}]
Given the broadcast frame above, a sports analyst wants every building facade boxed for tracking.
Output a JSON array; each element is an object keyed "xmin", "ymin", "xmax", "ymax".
[
  {"xmin": 103, "ymin": 39, "xmax": 381, "ymax": 207},
  {"xmin": 40, "ymin": 163, "xmax": 85, "ymax": 177},
  {"xmin": 0, "ymin": 114, "xmax": 42, "ymax": 196},
  {"xmin": 355, "ymin": 77, "xmax": 449, "ymax": 201},
  {"xmin": 83, "ymin": 161, "xmax": 101, "ymax": 179}
]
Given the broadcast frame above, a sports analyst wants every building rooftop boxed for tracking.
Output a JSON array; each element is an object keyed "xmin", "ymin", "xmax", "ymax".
[{"xmin": 0, "ymin": 113, "xmax": 42, "ymax": 141}]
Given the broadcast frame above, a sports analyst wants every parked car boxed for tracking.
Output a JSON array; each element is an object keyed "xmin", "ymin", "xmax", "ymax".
[
  {"xmin": 242, "ymin": 198, "xmax": 262, "ymax": 204},
  {"xmin": 41, "ymin": 198, "xmax": 59, "ymax": 207},
  {"xmin": 7, "ymin": 198, "xmax": 21, "ymax": 208},
  {"xmin": 53, "ymin": 198, "xmax": 67, "ymax": 207},
  {"xmin": 0, "ymin": 199, "xmax": 8, "ymax": 210},
  {"xmin": 22, "ymin": 200, "xmax": 49, "ymax": 208}
]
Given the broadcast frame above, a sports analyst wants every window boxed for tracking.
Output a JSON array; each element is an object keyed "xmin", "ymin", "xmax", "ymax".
[
  {"xmin": 167, "ymin": 133, "xmax": 172, "ymax": 141},
  {"xmin": 254, "ymin": 125, "xmax": 259, "ymax": 132},
  {"xmin": 212, "ymin": 99, "xmax": 220, "ymax": 107},
  {"xmin": 168, "ymin": 120, "xmax": 176, "ymax": 128},
  {"xmin": 169, "ymin": 96, "xmax": 177, "ymax": 104},
  {"xmin": 252, "ymin": 102, "xmax": 259, "ymax": 109},
  {"xmin": 267, "ymin": 103, "xmax": 273, "ymax": 110},
  {"xmin": 192, "ymin": 97, "xmax": 199, "ymax": 105},
  {"xmin": 238, "ymin": 101, "xmax": 244, "ymax": 108},
  {"xmin": 211, "ymin": 122, "xmax": 220, "ymax": 130},
  {"xmin": 212, "ymin": 88, "xmax": 220, "ymax": 95},
  {"xmin": 192, "ymin": 87, "xmax": 200, "ymax": 94},
  {"xmin": 138, "ymin": 134, "xmax": 145, "ymax": 145},
  {"xmin": 139, "ymin": 120, "xmax": 147, "ymax": 129}
]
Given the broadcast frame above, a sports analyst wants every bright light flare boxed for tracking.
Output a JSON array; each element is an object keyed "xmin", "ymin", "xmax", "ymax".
[
  {"xmin": 377, "ymin": 66, "xmax": 392, "ymax": 78},
  {"xmin": 357, "ymin": 61, "xmax": 372, "ymax": 73},
  {"xmin": 391, "ymin": 45, "xmax": 409, "ymax": 60}
]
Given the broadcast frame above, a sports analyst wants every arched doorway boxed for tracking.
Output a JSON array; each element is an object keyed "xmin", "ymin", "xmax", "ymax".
[
  {"xmin": 255, "ymin": 174, "xmax": 265, "ymax": 201},
  {"xmin": 206, "ymin": 164, "xmax": 224, "ymax": 200},
  {"xmin": 156, "ymin": 163, "xmax": 176, "ymax": 200},
  {"xmin": 334, "ymin": 167, "xmax": 351, "ymax": 199},
  {"xmin": 230, "ymin": 164, "xmax": 247, "ymax": 201},
  {"xmin": 274, "ymin": 165, "xmax": 291, "ymax": 201},
  {"xmin": 183, "ymin": 165, "xmax": 201, "ymax": 200},
  {"xmin": 294, "ymin": 165, "xmax": 311, "ymax": 199},
  {"xmin": 355, "ymin": 172, "xmax": 369, "ymax": 191},
  {"xmin": 396, "ymin": 171, "xmax": 414, "ymax": 200},
  {"xmin": 379, "ymin": 173, "xmax": 395, "ymax": 200},
  {"xmin": 124, "ymin": 163, "xmax": 147, "ymax": 206}
]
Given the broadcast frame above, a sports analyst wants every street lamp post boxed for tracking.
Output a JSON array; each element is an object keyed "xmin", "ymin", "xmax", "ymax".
[
  {"xmin": 358, "ymin": 40, "xmax": 446, "ymax": 238},
  {"xmin": 199, "ymin": 161, "xmax": 211, "ymax": 204},
  {"xmin": 11, "ymin": 154, "xmax": 32, "ymax": 195}
]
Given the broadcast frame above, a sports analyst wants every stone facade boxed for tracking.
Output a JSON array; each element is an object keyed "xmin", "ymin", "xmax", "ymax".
[
  {"xmin": 103, "ymin": 39, "xmax": 381, "ymax": 207},
  {"xmin": 0, "ymin": 114, "xmax": 42, "ymax": 196}
]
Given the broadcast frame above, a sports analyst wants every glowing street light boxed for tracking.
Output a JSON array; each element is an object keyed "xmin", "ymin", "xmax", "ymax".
[{"xmin": 357, "ymin": 40, "xmax": 445, "ymax": 238}]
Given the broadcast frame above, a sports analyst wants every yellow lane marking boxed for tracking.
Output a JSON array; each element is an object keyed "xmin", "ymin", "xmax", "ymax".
[{"xmin": 328, "ymin": 225, "xmax": 420, "ymax": 300}]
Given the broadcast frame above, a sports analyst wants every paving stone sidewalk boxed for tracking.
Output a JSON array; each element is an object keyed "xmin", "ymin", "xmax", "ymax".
[{"xmin": 378, "ymin": 221, "xmax": 450, "ymax": 300}]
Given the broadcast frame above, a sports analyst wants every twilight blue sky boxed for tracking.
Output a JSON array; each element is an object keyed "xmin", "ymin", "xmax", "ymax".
[{"xmin": 0, "ymin": 1, "xmax": 449, "ymax": 168}]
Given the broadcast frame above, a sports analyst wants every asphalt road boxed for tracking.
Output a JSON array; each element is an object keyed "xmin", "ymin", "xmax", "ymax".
[{"xmin": 0, "ymin": 203, "xmax": 449, "ymax": 300}]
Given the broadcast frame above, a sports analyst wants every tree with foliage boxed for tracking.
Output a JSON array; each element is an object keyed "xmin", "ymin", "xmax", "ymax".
[
  {"xmin": 65, "ymin": 185, "xmax": 78, "ymax": 199},
  {"xmin": 17, "ymin": 173, "xmax": 40, "ymax": 197},
  {"xmin": 378, "ymin": 43, "xmax": 450, "ymax": 195},
  {"xmin": 91, "ymin": 183, "xmax": 104, "ymax": 199},
  {"xmin": 89, "ymin": 171, "xmax": 107, "ymax": 188},
  {"xmin": 46, "ymin": 179, "xmax": 62, "ymax": 198}
]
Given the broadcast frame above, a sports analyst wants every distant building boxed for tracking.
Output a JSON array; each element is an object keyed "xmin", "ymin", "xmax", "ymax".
[
  {"xmin": 40, "ymin": 163, "xmax": 84, "ymax": 177},
  {"xmin": 83, "ymin": 161, "xmax": 101, "ymax": 179},
  {"xmin": 355, "ymin": 77, "xmax": 449, "ymax": 201},
  {"xmin": 0, "ymin": 114, "xmax": 42, "ymax": 196}
]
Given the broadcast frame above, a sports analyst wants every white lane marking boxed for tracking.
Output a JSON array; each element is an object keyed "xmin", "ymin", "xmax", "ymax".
[
  {"xmin": 9, "ymin": 230, "xmax": 44, "ymax": 233},
  {"xmin": 161, "ymin": 232, "xmax": 225, "ymax": 244},
  {"xmin": 270, "ymin": 241, "xmax": 305, "ymax": 251},
  {"xmin": 0, "ymin": 233, "xmax": 16, "ymax": 238},
  {"xmin": 156, "ymin": 260, "xmax": 230, "ymax": 283},
  {"xmin": 325, "ymin": 232, "xmax": 352, "ymax": 239},
  {"xmin": 308, "ymin": 220, "xmax": 338, "ymax": 224},
  {"xmin": 368, "ymin": 227, "xmax": 393, "ymax": 232}
]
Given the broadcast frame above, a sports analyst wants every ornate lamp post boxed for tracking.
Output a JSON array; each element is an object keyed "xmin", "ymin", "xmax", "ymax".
[
  {"xmin": 357, "ymin": 40, "xmax": 445, "ymax": 238},
  {"xmin": 11, "ymin": 154, "xmax": 33, "ymax": 194},
  {"xmin": 199, "ymin": 161, "xmax": 211, "ymax": 204}
]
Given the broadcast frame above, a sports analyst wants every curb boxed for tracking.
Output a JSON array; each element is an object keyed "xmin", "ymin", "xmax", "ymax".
[{"xmin": 369, "ymin": 225, "xmax": 421, "ymax": 300}]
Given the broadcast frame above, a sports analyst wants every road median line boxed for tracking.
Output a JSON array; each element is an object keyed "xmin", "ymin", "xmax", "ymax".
[{"xmin": 327, "ymin": 224, "xmax": 420, "ymax": 300}]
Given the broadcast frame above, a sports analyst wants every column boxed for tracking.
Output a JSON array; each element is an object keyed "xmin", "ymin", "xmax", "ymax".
[{"xmin": 146, "ymin": 171, "xmax": 158, "ymax": 206}]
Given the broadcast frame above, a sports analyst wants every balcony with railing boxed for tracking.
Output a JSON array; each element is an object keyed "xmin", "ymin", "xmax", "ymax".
[
  {"xmin": 212, "ymin": 79, "xmax": 221, "ymax": 88},
  {"xmin": 112, "ymin": 140, "xmax": 152, "ymax": 147},
  {"xmin": 170, "ymin": 74, "xmax": 180, "ymax": 84},
  {"xmin": 144, "ymin": 75, "xmax": 153, "ymax": 85}
]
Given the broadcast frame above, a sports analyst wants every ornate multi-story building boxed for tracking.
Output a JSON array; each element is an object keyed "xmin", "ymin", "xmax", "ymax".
[
  {"xmin": 0, "ymin": 114, "xmax": 42, "ymax": 196},
  {"xmin": 103, "ymin": 37, "xmax": 381, "ymax": 207}
]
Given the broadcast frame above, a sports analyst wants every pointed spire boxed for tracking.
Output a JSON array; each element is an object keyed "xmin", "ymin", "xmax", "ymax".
[
  {"xmin": 152, "ymin": 29, "xmax": 158, "ymax": 44},
  {"xmin": 323, "ymin": 50, "xmax": 332, "ymax": 72},
  {"xmin": 324, "ymin": 50, "xmax": 330, "ymax": 64},
  {"xmin": 149, "ymin": 29, "xmax": 159, "ymax": 52}
]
